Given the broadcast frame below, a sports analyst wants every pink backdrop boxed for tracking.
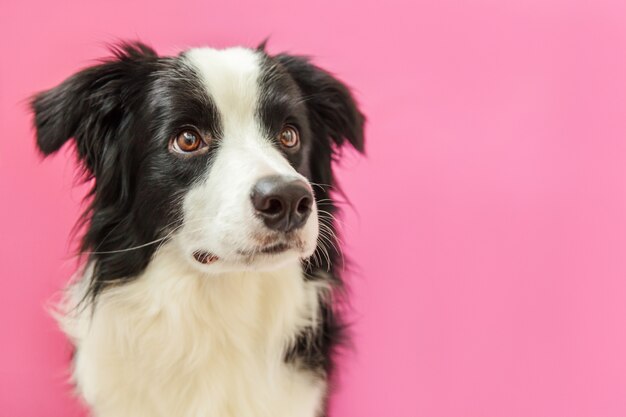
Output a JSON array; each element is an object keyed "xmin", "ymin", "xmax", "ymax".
[{"xmin": 2, "ymin": 0, "xmax": 626, "ymax": 416}]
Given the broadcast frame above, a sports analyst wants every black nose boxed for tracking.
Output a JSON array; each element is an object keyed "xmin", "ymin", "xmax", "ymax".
[{"xmin": 251, "ymin": 175, "xmax": 313, "ymax": 232}]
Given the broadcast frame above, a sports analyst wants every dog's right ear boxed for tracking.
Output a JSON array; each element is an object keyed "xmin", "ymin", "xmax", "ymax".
[
  {"xmin": 30, "ymin": 42, "xmax": 157, "ymax": 169},
  {"xmin": 274, "ymin": 54, "xmax": 365, "ymax": 154}
]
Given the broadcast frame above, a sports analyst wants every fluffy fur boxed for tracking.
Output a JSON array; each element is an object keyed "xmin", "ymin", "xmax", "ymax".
[{"xmin": 31, "ymin": 41, "xmax": 364, "ymax": 417}]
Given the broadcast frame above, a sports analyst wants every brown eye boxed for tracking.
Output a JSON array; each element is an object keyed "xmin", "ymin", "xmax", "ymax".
[
  {"xmin": 172, "ymin": 130, "xmax": 205, "ymax": 153},
  {"xmin": 278, "ymin": 125, "xmax": 300, "ymax": 149}
]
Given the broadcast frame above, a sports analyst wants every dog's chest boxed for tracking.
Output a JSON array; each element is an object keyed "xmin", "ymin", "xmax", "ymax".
[{"xmin": 63, "ymin": 252, "xmax": 326, "ymax": 417}]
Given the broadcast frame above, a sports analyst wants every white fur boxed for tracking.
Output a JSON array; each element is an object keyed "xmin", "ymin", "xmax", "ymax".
[
  {"xmin": 61, "ymin": 244, "xmax": 327, "ymax": 417},
  {"xmin": 58, "ymin": 47, "xmax": 327, "ymax": 417}
]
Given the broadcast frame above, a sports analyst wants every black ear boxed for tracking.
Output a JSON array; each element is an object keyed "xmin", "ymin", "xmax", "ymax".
[
  {"xmin": 274, "ymin": 54, "xmax": 365, "ymax": 153},
  {"xmin": 256, "ymin": 37, "xmax": 270, "ymax": 52},
  {"xmin": 30, "ymin": 42, "xmax": 157, "ymax": 169}
]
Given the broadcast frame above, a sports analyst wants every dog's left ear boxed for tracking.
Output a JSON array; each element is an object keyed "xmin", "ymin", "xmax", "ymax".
[{"xmin": 275, "ymin": 54, "xmax": 365, "ymax": 153}]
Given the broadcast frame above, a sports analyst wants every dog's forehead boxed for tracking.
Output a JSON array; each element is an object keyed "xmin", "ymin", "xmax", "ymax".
[{"xmin": 182, "ymin": 47, "xmax": 264, "ymax": 135}]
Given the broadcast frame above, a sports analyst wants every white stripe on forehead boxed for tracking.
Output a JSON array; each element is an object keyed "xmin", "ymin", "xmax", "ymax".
[{"xmin": 183, "ymin": 47, "xmax": 262, "ymax": 137}]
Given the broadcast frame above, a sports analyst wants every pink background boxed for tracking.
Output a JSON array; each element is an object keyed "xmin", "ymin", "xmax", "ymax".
[{"xmin": 2, "ymin": 0, "xmax": 626, "ymax": 416}]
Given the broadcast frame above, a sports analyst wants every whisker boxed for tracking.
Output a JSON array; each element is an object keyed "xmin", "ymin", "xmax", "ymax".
[{"xmin": 83, "ymin": 218, "xmax": 213, "ymax": 255}]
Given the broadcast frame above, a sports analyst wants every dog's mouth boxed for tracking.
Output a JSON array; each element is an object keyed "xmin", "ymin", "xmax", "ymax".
[
  {"xmin": 192, "ymin": 230, "xmax": 311, "ymax": 266},
  {"xmin": 258, "ymin": 242, "xmax": 291, "ymax": 254},
  {"xmin": 192, "ymin": 242, "xmax": 293, "ymax": 265},
  {"xmin": 237, "ymin": 241, "xmax": 293, "ymax": 257},
  {"xmin": 193, "ymin": 250, "xmax": 219, "ymax": 264}
]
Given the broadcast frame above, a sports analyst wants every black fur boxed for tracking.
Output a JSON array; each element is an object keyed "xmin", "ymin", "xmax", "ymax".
[
  {"xmin": 32, "ymin": 42, "xmax": 225, "ymax": 300},
  {"xmin": 31, "ymin": 42, "xmax": 365, "ymax": 408},
  {"xmin": 258, "ymin": 53, "xmax": 365, "ymax": 376}
]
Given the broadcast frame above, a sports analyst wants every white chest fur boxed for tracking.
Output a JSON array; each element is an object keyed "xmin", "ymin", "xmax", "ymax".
[{"xmin": 60, "ymin": 245, "xmax": 327, "ymax": 417}]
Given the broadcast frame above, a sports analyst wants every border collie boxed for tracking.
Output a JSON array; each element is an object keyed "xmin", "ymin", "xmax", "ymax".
[{"xmin": 31, "ymin": 41, "xmax": 364, "ymax": 417}]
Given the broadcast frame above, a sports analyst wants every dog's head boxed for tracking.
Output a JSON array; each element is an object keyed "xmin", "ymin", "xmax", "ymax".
[{"xmin": 31, "ymin": 42, "xmax": 364, "ymax": 295}]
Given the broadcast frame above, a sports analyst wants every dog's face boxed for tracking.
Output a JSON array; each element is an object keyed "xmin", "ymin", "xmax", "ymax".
[
  {"xmin": 31, "ymin": 43, "xmax": 364, "ymax": 292},
  {"xmin": 176, "ymin": 47, "xmax": 321, "ymax": 273}
]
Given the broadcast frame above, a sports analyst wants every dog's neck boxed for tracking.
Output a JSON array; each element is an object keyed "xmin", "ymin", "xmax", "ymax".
[
  {"xmin": 60, "ymin": 242, "xmax": 328, "ymax": 417},
  {"xmin": 65, "ymin": 242, "xmax": 326, "ymax": 349}
]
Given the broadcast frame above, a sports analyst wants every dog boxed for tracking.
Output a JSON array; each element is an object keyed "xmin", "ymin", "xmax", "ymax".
[{"xmin": 31, "ymin": 41, "xmax": 364, "ymax": 417}]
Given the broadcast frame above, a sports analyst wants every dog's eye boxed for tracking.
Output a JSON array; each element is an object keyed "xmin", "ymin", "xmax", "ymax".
[
  {"xmin": 277, "ymin": 125, "xmax": 300, "ymax": 150},
  {"xmin": 171, "ymin": 130, "xmax": 206, "ymax": 154}
]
